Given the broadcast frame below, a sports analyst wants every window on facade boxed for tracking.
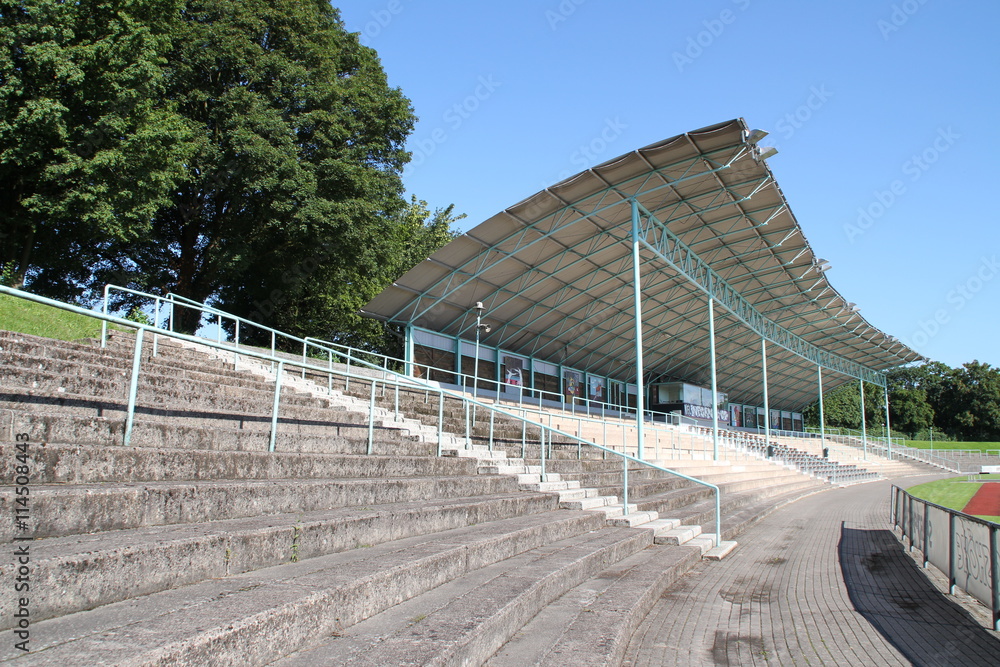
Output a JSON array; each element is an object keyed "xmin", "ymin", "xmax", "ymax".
[{"xmin": 414, "ymin": 345, "xmax": 456, "ymax": 385}]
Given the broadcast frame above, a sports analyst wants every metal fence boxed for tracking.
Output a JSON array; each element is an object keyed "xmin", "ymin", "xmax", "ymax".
[{"xmin": 891, "ymin": 485, "xmax": 1000, "ymax": 630}]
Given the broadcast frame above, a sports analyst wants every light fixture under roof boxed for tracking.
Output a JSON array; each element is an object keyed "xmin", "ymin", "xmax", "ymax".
[
  {"xmin": 746, "ymin": 129, "xmax": 769, "ymax": 145},
  {"xmin": 756, "ymin": 146, "xmax": 778, "ymax": 160}
]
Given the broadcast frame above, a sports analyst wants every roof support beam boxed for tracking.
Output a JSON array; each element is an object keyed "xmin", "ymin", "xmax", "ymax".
[{"xmin": 633, "ymin": 199, "xmax": 886, "ymax": 387}]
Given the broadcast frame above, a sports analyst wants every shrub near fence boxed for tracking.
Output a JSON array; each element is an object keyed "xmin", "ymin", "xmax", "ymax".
[{"xmin": 891, "ymin": 485, "xmax": 1000, "ymax": 631}]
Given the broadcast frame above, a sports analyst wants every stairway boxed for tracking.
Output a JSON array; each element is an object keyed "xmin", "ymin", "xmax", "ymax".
[{"xmin": 0, "ymin": 327, "xmax": 827, "ymax": 664}]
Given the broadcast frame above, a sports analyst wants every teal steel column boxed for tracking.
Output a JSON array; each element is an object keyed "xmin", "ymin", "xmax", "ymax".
[
  {"xmin": 884, "ymin": 382, "xmax": 893, "ymax": 461},
  {"xmin": 859, "ymin": 379, "xmax": 868, "ymax": 460},
  {"xmin": 818, "ymin": 366, "xmax": 826, "ymax": 448},
  {"xmin": 404, "ymin": 324, "xmax": 415, "ymax": 377},
  {"xmin": 631, "ymin": 199, "xmax": 646, "ymax": 460},
  {"xmin": 708, "ymin": 296, "xmax": 719, "ymax": 460},
  {"xmin": 761, "ymin": 339, "xmax": 770, "ymax": 445}
]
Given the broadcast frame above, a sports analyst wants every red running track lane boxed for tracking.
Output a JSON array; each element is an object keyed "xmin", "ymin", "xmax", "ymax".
[{"xmin": 963, "ymin": 481, "xmax": 1000, "ymax": 516}]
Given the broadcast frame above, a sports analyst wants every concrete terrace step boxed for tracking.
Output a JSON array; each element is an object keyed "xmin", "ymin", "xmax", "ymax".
[
  {"xmin": 0, "ymin": 441, "xmax": 481, "ymax": 484},
  {"xmin": 559, "ymin": 495, "xmax": 621, "ymax": 511},
  {"xmin": 2, "ymin": 408, "xmax": 438, "ymax": 456},
  {"xmin": 0, "ymin": 511, "xmax": 607, "ymax": 665},
  {"xmin": 654, "ymin": 524, "xmax": 703, "ymax": 546},
  {"xmin": 3, "ymin": 491, "xmax": 560, "ymax": 628},
  {"xmin": 269, "ymin": 526, "xmax": 652, "ymax": 667},
  {"xmin": 486, "ymin": 544, "xmax": 703, "ymax": 667},
  {"xmin": 0, "ymin": 474, "xmax": 526, "ymax": 540}
]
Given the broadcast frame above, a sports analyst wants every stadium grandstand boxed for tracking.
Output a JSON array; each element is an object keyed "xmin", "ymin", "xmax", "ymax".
[
  {"xmin": 362, "ymin": 118, "xmax": 923, "ymax": 453},
  {"xmin": 4, "ymin": 119, "xmax": 978, "ymax": 665}
]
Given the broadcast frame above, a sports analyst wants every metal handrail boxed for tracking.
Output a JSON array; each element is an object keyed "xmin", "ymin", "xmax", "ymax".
[
  {"xmin": 7, "ymin": 285, "xmax": 725, "ymax": 545},
  {"xmin": 301, "ymin": 336, "xmax": 691, "ymax": 428}
]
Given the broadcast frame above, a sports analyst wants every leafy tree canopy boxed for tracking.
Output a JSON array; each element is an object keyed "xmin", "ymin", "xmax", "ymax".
[
  {"xmin": 0, "ymin": 0, "xmax": 194, "ymax": 296},
  {"xmin": 2, "ymin": 1, "xmax": 460, "ymax": 351},
  {"xmin": 803, "ymin": 360, "xmax": 1000, "ymax": 442}
]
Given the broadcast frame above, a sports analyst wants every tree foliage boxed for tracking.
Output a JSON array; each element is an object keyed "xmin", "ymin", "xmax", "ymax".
[
  {"xmin": 803, "ymin": 379, "xmax": 884, "ymax": 431},
  {"xmin": 218, "ymin": 195, "xmax": 462, "ymax": 349},
  {"xmin": 0, "ymin": 0, "xmax": 193, "ymax": 296},
  {"xmin": 2, "ymin": 0, "xmax": 459, "ymax": 349},
  {"xmin": 804, "ymin": 360, "xmax": 1000, "ymax": 442},
  {"xmin": 104, "ymin": 0, "xmax": 417, "ymax": 334}
]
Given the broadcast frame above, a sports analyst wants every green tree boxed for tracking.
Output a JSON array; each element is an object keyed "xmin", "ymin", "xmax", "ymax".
[
  {"xmin": 945, "ymin": 361, "xmax": 1000, "ymax": 441},
  {"xmin": 803, "ymin": 378, "xmax": 884, "ymax": 431},
  {"xmin": 217, "ymin": 195, "xmax": 462, "ymax": 351},
  {"xmin": 0, "ymin": 0, "xmax": 193, "ymax": 296},
  {"xmin": 887, "ymin": 387, "xmax": 934, "ymax": 437},
  {"xmin": 92, "ymin": 0, "xmax": 416, "ymax": 337}
]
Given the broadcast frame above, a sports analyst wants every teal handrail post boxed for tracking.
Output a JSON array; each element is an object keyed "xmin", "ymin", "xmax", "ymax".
[
  {"xmin": 623, "ymin": 456, "xmax": 629, "ymax": 516},
  {"xmin": 489, "ymin": 410, "xmax": 495, "ymax": 451},
  {"xmin": 269, "ymin": 361, "xmax": 283, "ymax": 453},
  {"xmin": 539, "ymin": 428, "xmax": 546, "ymax": 483},
  {"xmin": 152, "ymin": 297, "xmax": 161, "ymax": 357},
  {"xmin": 368, "ymin": 380, "xmax": 377, "ymax": 455},
  {"xmin": 437, "ymin": 393, "xmax": 445, "ymax": 456},
  {"xmin": 123, "ymin": 326, "xmax": 146, "ymax": 447},
  {"xmin": 101, "ymin": 284, "xmax": 111, "ymax": 349}
]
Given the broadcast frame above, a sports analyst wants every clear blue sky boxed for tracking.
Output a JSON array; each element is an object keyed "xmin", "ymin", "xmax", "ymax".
[{"xmin": 338, "ymin": 0, "xmax": 999, "ymax": 370}]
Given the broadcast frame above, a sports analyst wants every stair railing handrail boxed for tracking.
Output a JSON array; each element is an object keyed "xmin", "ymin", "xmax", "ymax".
[
  {"xmin": 9, "ymin": 285, "xmax": 725, "ymax": 546},
  {"xmin": 302, "ymin": 336, "xmax": 681, "ymax": 425}
]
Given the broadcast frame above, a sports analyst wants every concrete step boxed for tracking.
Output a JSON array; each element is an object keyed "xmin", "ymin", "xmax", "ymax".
[
  {"xmin": 3, "ymin": 408, "xmax": 438, "ymax": 456},
  {"xmin": 653, "ymin": 524, "xmax": 703, "ymax": 546},
  {"xmin": 556, "ymin": 487, "xmax": 598, "ymax": 502},
  {"xmin": 0, "ymin": 474, "xmax": 526, "ymax": 540},
  {"xmin": 4, "ymin": 491, "xmax": 559, "ymax": 628},
  {"xmin": 520, "ymin": 480, "xmax": 581, "ymax": 492},
  {"xmin": 606, "ymin": 510, "xmax": 658, "ymax": 527},
  {"xmin": 441, "ymin": 446, "xmax": 508, "ymax": 460},
  {"xmin": 486, "ymin": 544, "xmax": 703, "ymax": 666},
  {"xmin": 268, "ymin": 526, "xmax": 653, "ymax": 666},
  {"xmin": 0, "ymin": 511, "xmax": 607, "ymax": 665},
  {"xmin": 0, "ymin": 441, "xmax": 480, "ymax": 485},
  {"xmin": 490, "ymin": 462, "xmax": 541, "ymax": 474},
  {"xmin": 560, "ymin": 495, "xmax": 620, "ymax": 511},
  {"xmin": 590, "ymin": 503, "xmax": 640, "ymax": 518}
]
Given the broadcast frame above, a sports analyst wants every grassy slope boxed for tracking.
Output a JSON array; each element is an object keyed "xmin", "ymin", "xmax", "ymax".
[{"xmin": 0, "ymin": 292, "xmax": 120, "ymax": 341}]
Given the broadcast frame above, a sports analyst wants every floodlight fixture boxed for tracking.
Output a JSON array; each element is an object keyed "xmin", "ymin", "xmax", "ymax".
[
  {"xmin": 757, "ymin": 146, "xmax": 778, "ymax": 160},
  {"xmin": 746, "ymin": 129, "xmax": 769, "ymax": 145}
]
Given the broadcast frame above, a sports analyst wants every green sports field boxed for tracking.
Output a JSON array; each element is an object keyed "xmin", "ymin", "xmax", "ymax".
[
  {"xmin": 905, "ymin": 440, "xmax": 1000, "ymax": 454},
  {"xmin": 907, "ymin": 476, "xmax": 1000, "ymax": 523}
]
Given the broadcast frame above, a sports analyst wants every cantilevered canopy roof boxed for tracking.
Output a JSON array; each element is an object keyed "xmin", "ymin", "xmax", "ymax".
[{"xmin": 364, "ymin": 119, "xmax": 920, "ymax": 409}]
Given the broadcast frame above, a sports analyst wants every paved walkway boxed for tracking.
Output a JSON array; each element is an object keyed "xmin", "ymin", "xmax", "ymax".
[{"xmin": 623, "ymin": 476, "xmax": 1000, "ymax": 666}]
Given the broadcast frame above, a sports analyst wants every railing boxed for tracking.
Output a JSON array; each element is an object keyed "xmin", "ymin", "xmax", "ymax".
[
  {"xmin": 5, "ymin": 284, "xmax": 725, "ymax": 544},
  {"xmin": 303, "ymin": 335, "xmax": 693, "ymax": 426},
  {"xmin": 891, "ymin": 485, "xmax": 1000, "ymax": 630}
]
